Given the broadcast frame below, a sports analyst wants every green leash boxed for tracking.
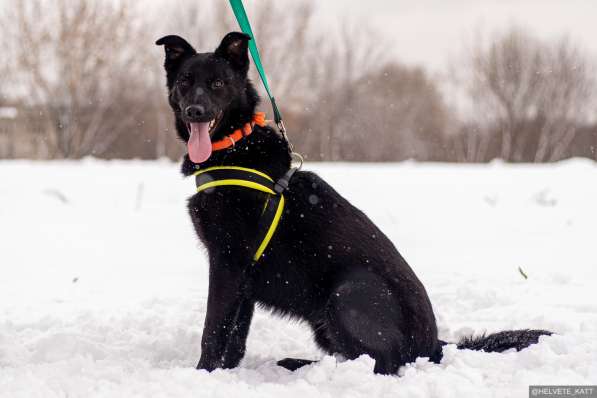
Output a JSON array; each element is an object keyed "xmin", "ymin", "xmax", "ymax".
[
  {"xmin": 229, "ymin": 0, "xmax": 281, "ymax": 125},
  {"xmin": 228, "ymin": 0, "xmax": 301, "ymax": 163}
]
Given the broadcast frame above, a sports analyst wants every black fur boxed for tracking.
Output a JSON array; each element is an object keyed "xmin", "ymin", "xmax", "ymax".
[
  {"xmin": 455, "ymin": 329, "xmax": 552, "ymax": 352},
  {"xmin": 156, "ymin": 32, "xmax": 551, "ymax": 375}
]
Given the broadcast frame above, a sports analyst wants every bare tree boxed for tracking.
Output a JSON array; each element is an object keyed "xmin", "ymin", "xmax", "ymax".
[
  {"xmin": 2, "ymin": 1, "xmax": 596, "ymax": 162},
  {"xmin": 534, "ymin": 36, "xmax": 595, "ymax": 161},
  {"xmin": 1, "ymin": 0, "xmax": 152, "ymax": 158},
  {"xmin": 299, "ymin": 21, "xmax": 395, "ymax": 160},
  {"xmin": 309, "ymin": 62, "xmax": 449, "ymax": 161},
  {"xmin": 453, "ymin": 27, "xmax": 595, "ymax": 162},
  {"xmin": 2, "ymin": 0, "xmax": 446, "ymax": 161}
]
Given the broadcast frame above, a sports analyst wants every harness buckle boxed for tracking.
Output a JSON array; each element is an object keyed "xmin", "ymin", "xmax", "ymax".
[
  {"xmin": 274, "ymin": 166, "xmax": 299, "ymax": 194},
  {"xmin": 274, "ymin": 179, "xmax": 288, "ymax": 194}
]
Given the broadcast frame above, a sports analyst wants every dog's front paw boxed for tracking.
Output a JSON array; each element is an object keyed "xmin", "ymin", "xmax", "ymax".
[{"xmin": 196, "ymin": 355, "xmax": 222, "ymax": 372}]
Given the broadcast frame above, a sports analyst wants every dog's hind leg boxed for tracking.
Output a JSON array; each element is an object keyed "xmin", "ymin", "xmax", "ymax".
[{"xmin": 323, "ymin": 270, "xmax": 412, "ymax": 375}]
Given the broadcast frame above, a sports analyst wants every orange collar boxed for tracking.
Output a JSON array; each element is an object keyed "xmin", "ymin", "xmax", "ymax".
[{"xmin": 211, "ymin": 112, "xmax": 267, "ymax": 151}]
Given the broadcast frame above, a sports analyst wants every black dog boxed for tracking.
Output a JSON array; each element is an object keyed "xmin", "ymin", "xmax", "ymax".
[{"xmin": 156, "ymin": 32, "xmax": 550, "ymax": 374}]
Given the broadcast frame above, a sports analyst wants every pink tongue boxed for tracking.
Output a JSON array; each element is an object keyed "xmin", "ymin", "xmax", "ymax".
[{"xmin": 188, "ymin": 122, "xmax": 212, "ymax": 163}]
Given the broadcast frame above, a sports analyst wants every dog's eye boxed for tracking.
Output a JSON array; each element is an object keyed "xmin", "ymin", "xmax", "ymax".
[
  {"xmin": 211, "ymin": 79, "xmax": 224, "ymax": 89},
  {"xmin": 178, "ymin": 73, "xmax": 192, "ymax": 87}
]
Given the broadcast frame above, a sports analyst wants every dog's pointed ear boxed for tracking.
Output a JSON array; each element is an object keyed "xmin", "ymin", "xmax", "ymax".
[
  {"xmin": 214, "ymin": 32, "xmax": 251, "ymax": 73},
  {"xmin": 155, "ymin": 35, "xmax": 196, "ymax": 87}
]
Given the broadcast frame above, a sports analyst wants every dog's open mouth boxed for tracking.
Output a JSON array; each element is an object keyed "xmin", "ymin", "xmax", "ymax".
[{"xmin": 186, "ymin": 112, "xmax": 222, "ymax": 164}]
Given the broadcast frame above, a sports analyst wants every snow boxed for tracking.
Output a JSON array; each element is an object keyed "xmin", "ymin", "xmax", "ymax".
[{"xmin": 1, "ymin": 159, "xmax": 596, "ymax": 397}]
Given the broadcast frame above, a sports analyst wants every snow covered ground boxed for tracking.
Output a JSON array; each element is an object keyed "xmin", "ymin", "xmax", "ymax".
[{"xmin": 0, "ymin": 159, "xmax": 596, "ymax": 397}]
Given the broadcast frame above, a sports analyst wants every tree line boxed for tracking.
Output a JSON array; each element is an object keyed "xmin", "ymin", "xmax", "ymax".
[{"xmin": 0, "ymin": 0, "xmax": 595, "ymax": 162}]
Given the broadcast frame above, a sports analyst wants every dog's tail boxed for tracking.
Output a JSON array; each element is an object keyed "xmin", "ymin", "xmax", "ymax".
[{"xmin": 431, "ymin": 329, "xmax": 552, "ymax": 363}]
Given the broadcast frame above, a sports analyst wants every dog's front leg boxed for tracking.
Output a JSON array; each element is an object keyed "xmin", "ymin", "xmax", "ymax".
[
  {"xmin": 221, "ymin": 298, "xmax": 255, "ymax": 368},
  {"xmin": 197, "ymin": 262, "xmax": 252, "ymax": 371}
]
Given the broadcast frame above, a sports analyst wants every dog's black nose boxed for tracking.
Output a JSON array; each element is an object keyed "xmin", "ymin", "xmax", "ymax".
[{"xmin": 185, "ymin": 105, "xmax": 205, "ymax": 120}]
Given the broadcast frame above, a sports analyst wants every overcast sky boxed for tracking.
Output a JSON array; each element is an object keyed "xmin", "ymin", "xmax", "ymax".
[
  {"xmin": 3, "ymin": 0, "xmax": 593, "ymax": 73},
  {"xmin": 313, "ymin": 0, "xmax": 597, "ymax": 71}
]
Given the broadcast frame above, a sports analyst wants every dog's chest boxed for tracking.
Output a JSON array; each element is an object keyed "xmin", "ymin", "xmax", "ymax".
[{"xmin": 187, "ymin": 189, "xmax": 265, "ymax": 254}]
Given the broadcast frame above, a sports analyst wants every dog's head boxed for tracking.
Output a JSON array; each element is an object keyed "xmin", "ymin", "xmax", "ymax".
[{"xmin": 156, "ymin": 32, "xmax": 255, "ymax": 163}]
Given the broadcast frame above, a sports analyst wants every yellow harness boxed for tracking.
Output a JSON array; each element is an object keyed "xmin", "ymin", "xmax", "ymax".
[{"xmin": 194, "ymin": 166, "xmax": 295, "ymax": 263}]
